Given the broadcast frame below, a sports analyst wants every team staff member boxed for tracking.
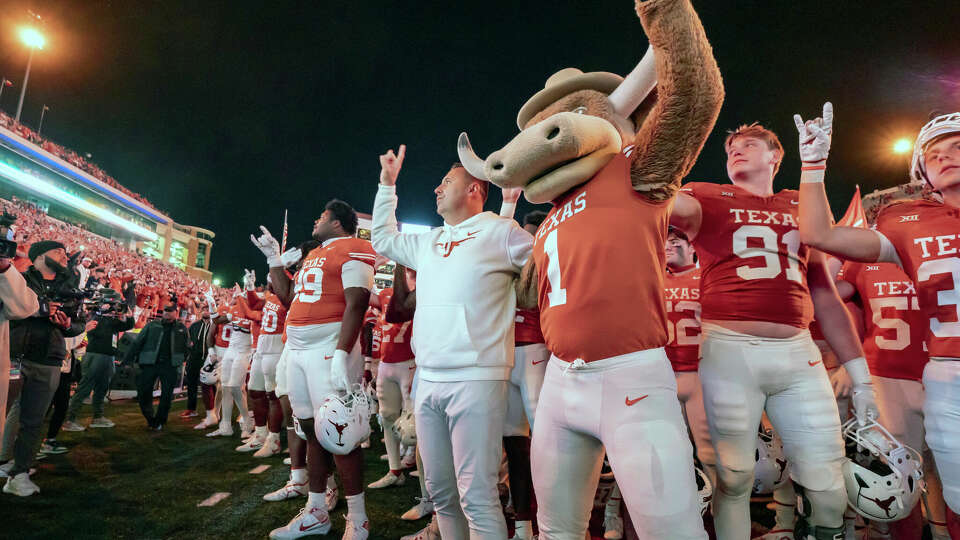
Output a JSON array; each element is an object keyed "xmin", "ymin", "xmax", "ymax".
[
  {"xmin": 125, "ymin": 305, "xmax": 188, "ymax": 431},
  {"xmin": 373, "ymin": 145, "xmax": 532, "ymax": 539},
  {"xmin": 63, "ymin": 302, "xmax": 134, "ymax": 430},
  {"xmin": 182, "ymin": 304, "xmax": 214, "ymax": 420}
]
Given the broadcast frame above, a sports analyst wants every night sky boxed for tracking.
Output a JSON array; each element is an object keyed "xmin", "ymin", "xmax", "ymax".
[{"xmin": 0, "ymin": 1, "xmax": 957, "ymax": 283}]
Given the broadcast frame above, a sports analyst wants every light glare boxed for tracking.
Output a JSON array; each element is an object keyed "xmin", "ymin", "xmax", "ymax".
[
  {"xmin": 893, "ymin": 138, "xmax": 912, "ymax": 154},
  {"xmin": 19, "ymin": 28, "xmax": 45, "ymax": 49}
]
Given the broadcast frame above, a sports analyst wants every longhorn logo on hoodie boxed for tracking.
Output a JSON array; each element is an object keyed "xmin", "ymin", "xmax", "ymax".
[{"xmin": 435, "ymin": 230, "xmax": 479, "ymax": 258}]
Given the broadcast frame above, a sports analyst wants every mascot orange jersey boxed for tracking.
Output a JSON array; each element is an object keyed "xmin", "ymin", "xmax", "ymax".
[
  {"xmin": 532, "ymin": 148, "xmax": 672, "ymax": 362},
  {"xmin": 286, "ymin": 238, "xmax": 377, "ymax": 327},
  {"xmin": 376, "ymin": 288, "xmax": 414, "ymax": 364},
  {"xmin": 663, "ymin": 266, "xmax": 701, "ymax": 372}
]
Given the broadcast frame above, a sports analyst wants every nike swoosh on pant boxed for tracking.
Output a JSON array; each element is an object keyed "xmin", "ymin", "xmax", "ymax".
[{"xmin": 625, "ymin": 395, "xmax": 649, "ymax": 406}]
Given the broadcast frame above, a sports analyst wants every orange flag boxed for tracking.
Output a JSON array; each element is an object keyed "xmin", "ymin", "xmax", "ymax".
[{"xmin": 837, "ymin": 185, "xmax": 867, "ymax": 228}]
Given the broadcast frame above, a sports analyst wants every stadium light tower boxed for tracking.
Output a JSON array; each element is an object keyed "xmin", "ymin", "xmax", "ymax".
[{"xmin": 15, "ymin": 27, "xmax": 45, "ymax": 123}]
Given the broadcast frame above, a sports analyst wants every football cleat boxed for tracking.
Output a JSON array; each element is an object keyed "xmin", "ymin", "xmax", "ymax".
[
  {"xmin": 89, "ymin": 417, "xmax": 115, "ymax": 428},
  {"xmin": 254, "ymin": 433, "xmax": 282, "ymax": 458},
  {"xmin": 194, "ymin": 416, "xmax": 217, "ymax": 430},
  {"xmin": 400, "ymin": 515, "xmax": 440, "ymax": 540},
  {"xmin": 342, "ymin": 517, "xmax": 370, "ymax": 540},
  {"xmin": 367, "ymin": 471, "xmax": 405, "ymax": 489},
  {"xmin": 268, "ymin": 507, "xmax": 331, "ymax": 539},
  {"xmin": 3, "ymin": 472, "xmax": 40, "ymax": 497},
  {"xmin": 60, "ymin": 421, "xmax": 86, "ymax": 432},
  {"xmin": 263, "ymin": 479, "xmax": 308, "ymax": 502},
  {"xmin": 236, "ymin": 433, "xmax": 265, "ymax": 452},
  {"xmin": 401, "ymin": 498, "xmax": 434, "ymax": 521},
  {"xmin": 206, "ymin": 426, "xmax": 234, "ymax": 438},
  {"xmin": 603, "ymin": 515, "xmax": 623, "ymax": 540}
]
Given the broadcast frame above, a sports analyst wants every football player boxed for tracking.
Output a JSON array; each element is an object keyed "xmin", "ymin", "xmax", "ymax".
[
  {"xmin": 206, "ymin": 288, "xmax": 254, "ymax": 438},
  {"xmin": 367, "ymin": 265, "xmax": 417, "ymax": 490},
  {"xmin": 797, "ymin": 107, "xmax": 960, "ymax": 535},
  {"xmin": 237, "ymin": 273, "xmax": 289, "ymax": 457},
  {"xmin": 253, "ymin": 200, "xmax": 376, "ymax": 540},
  {"xmin": 670, "ymin": 118, "xmax": 876, "ymax": 540},
  {"xmin": 373, "ymin": 146, "xmax": 532, "ymax": 539}
]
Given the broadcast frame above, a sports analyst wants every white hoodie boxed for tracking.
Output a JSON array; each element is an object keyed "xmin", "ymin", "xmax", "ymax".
[{"xmin": 372, "ymin": 184, "xmax": 532, "ymax": 382}]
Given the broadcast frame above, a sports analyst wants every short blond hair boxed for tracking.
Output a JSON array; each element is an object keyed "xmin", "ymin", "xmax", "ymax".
[{"xmin": 725, "ymin": 123, "xmax": 784, "ymax": 175}]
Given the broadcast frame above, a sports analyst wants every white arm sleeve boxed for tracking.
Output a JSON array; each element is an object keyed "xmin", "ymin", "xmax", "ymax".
[
  {"xmin": 506, "ymin": 224, "xmax": 534, "ymax": 272},
  {"xmin": 874, "ymin": 230, "xmax": 903, "ymax": 268},
  {"xmin": 342, "ymin": 260, "xmax": 374, "ymax": 291},
  {"xmin": 499, "ymin": 201, "xmax": 517, "ymax": 219},
  {"xmin": 372, "ymin": 184, "xmax": 428, "ymax": 270}
]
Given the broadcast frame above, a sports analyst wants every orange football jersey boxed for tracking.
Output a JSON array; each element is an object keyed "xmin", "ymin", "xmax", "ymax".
[
  {"xmin": 287, "ymin": 237, "xmax": 377, "ymax": 327},
  {"xmin": 839, "ymin": 261, "xmax": 928, "ymax": 380},
  {"xmin": 875, "ymin": 200, "xmax": 960, "ymax": 358},
  {"xmin": 376, "ymin": 288, "xmax": 414, "ymax": 364},
  {"xmin": 664, "ymin": 265, "xmax": 701, "ymax": 372},
  {"xmin": 531, "ymin": 149, "xmax": 672, "ymax": 362},
  {"xmin": 682, "ymin": 182, "xmax": 814, "ymax": 328},
  {"xmin": 514, "ymin": 308, "xmax": 544, "ymax": 345}
]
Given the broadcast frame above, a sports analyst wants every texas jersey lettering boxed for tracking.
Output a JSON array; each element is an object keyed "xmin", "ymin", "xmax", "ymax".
[
  {"xmin": 664, "ymin": 266, "xmax": 701, "ymax": 372},
  {"xmin": 838, "ymin": 261, "xmax": 928, "ymax": 380},
  {"xmin": 682, "ymin": 182, "xmax": 814, "ymax": 328},
  {"xmin": 532, "ymin": 149, "xmax": 672, "ymax": 362},
  {"xmin": 287, "ymin": 237, "xmax": 377, "ymax": 327},
  {"xmin": 875, "ymin": 199, "xmax": 960, "ymax": 358}
]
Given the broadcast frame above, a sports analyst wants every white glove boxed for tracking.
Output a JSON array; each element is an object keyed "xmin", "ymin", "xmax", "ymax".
[
  {"xmin": 279, "ymin": 247, "xmax": 303, "ymax": 268},
  {"xmin": 207, "ymin": 347, "xmax": 218, "ymax": 362},
  {"xmin": 250, "ymin": 226, "xmax": 282, "ymax": 267},
  {"xmin": 243, "ymin": 269, "xmax": 256, "ymax": 291},
  {"xmin": 793, "ymin": 102, "xmax": 833, "ymax": 183},
  {"xmin": 330, "ymin": 349, "xmax": 351, "ymax": 392},
  {"xmin": 843, "ymin": 357, "xmax": 878, "ymax": 426},
  {"xmin": 204, "ymin": 287, "xmax": 217, "ymax": 311}
]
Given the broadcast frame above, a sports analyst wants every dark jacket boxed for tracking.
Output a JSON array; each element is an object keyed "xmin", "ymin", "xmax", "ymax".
[
  {"xmin": 124, "ymin": 319, "xmax": 188, "ymax": 367},
  {"xmin": 10, "ymin": 266, "xmax": 86, "ymax": 366},
  {"xmin": 86, "ymin": 314, "xmax": 135, "ymax": 356},
  {"xmin": 187, "ymin": 318, "xmax": 212, "ymax": 364}
]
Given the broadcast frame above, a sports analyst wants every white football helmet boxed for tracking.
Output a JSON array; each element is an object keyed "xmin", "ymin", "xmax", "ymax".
[
  {"xmin": 911, "ymin": 112, "xmax": 960, "ymax": 185},
  {"xmin": 315, "ymin": 386, "xmax": 373, "ymax": 455},
  {"xmin": 754, "ymin": 428, "xmax": 790, "ymax": 495},
  {"xmin": 393, "ymin": 408, "xmax": 417, "ymax": 447},
  {"xmin": 198, "ymin": 355, "xmax": 219, "ymax": 385},
  {"xmin": 842, "ymin": 417, "xmax": 924, "ymax": 522},
  {"xmin": 293, "ymin": 416, "xmax": 307, "ymax": 441},
  {"xmin": 695, "ymin": 466, "xmax": 712, "ymax": 516}
]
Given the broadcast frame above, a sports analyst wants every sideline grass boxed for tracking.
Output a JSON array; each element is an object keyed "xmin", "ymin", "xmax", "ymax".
[{"xmin": 0, "ymin": 399, "xmax": 427, "ymax": 539}]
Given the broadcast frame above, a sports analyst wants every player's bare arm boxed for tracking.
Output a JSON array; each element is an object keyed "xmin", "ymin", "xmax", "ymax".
[
  {"xmin": 385, "ymin": 264, "xmax": 415, "ymax": 323},
  {"xmin": 668, "ymin": 192, "xmax": 702, "ymax": 240},
  {"xmin": 808, "ymin": 250, "xmax": 864, "ymax": 364}
]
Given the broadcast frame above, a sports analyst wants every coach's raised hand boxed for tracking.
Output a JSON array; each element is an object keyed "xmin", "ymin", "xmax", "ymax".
[
  {"xmin": 250, "ymin": 225, "xmax": 282, "ymax": 268},
  {"xmin": 379, "ymin": 144, "xmax": 406, "ymax": 186},
  {"xmin": 794, "ymin": 101, "xmax": 834, "ymax": 184}
]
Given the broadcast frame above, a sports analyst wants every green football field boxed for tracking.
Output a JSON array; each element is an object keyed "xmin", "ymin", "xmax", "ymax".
[{"xmin": 0, "ymin": 398, "xmax": 429, "ymax": 540}]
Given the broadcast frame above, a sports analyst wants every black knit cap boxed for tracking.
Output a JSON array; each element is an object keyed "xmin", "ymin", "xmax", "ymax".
[{"xmin": 28, "ymin": 240, "xmax": 66, "ymax": 261}]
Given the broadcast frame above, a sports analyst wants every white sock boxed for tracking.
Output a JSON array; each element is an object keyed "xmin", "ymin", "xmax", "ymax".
[
  {"xmin": 255, "ymin": 425, "xmax": 267, "ymax": 438},
  {"xmin": 307, "ymin": 491, "xmax": 325, "ymax": 511},
  {"xmin": 291, "ymin": 468, "xmax": 307, "ymax": 484},
  {"xmin": 346, "ymin": 493, "xmax": 367, "ymax": 522},
  {"xmin": 220, "ymin": 389, "xmax": 235, "ymax": 429},
  {"xmin": 205, "ymin": 410, "xmax": 216, "ymax": 422}
]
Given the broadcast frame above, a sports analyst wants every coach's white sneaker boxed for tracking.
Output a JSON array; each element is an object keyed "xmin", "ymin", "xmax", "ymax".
[
  {"xmin": 3, "ymin": 472, "xmax": 40, "ymax": 497},
  {"xmin": 401, "ymin": 498, "xmax": 433, "ymax": 521},
  {"xmin": 263, "ymin": 479, "xmax": 308, "ymax": 502},
  {"xmin": 206, "ymin": 426, "xmax": 234, "ymax": 438},
  {"xmin": 236, "ymin": 432, "xmax": 265, "ymax": 452},
  {"xmin": 400, "ymin": 515, "xmax": 440, "ymax": 540},
  {"xmin": 269, "ymin": 507, "xmax": 331, "ymax": 539},
  {"xmin": 603, "ymin": 515, "xmax": 623, "ymax": 540},
  {"xmin": 325, "ymin": 481, "xmax": 339, "ymax": 511},
  {"xmin": 254, "ymin": 433, "xmax": 282, "ymax": 458},
  {"xmin": 342, "ymin": 517, "xmax": 370, "ymax": 540},
  {"xmin": 368, "ymin": 471, "xmax": 405, "ymax": 489}
]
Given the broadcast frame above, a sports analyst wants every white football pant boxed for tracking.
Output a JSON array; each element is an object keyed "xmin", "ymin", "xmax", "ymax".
[
  {"xmin": 285, "ymin": 325, "xmax": 362, "ymax": 419},
  {"xmin": 248, "ymin": 334, "xmax": 284, "ymax": 393},
  {"xmin": 698, "ymin": 324, "xmax": 846, "ymax": 539},
  {"xmin": 676, "ymin": 370, "xmax": 716, "ymax": 489},
  {"xmin": 415, "ymin": 379, "xmax": 508, "ymax": 540},
  {"xmin": 532, "ymin": 348, "xmax": 707, "ymax": 540},
  {"xmin": 924, "ymin": 358, "xmax": 960, "ymax": 514},
  {"xmin": 504, "ymin": 343, "xmax": 549, "ymax": 437},
  {"xmin": 377, "ymin": 359, "xmax": 415, "ymax": 471},
  {"xmin": 219, "ymin": 343, "xmax": 252, "ymax": 431}
]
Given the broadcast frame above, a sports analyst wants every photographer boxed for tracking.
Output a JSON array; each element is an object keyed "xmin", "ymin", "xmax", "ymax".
[
  {"xmin": 124, "ymin": 305, "xmax": 188, "ymax": 431},
  {"xmin": 3, "ymin": 241, "xmax": 85, "ymax": 497},
  {"xmin": 62, "ymin": 293, "xmax": 134, "ymax": 431},
  {"xmin": 0, "ymin": 213, "xmax": 39, "ymax": 446}
]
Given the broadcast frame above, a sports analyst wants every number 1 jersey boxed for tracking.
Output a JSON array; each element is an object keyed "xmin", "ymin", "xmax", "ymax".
[
  {"xmin": 531, "ymin": 150, "xmax": 672, "ymax": 363},
  {"xmin": 682, "ymin": 182, "xmax": 814, "ymax": 328}
]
